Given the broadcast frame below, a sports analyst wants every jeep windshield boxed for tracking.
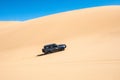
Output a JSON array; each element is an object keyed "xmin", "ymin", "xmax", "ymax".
[{"xmin": 44, "ymin": 44, "xmax": 57, "ymax": 49}]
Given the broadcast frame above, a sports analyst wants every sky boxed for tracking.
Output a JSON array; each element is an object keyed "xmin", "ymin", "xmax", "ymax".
[{"xmin": 0, "ymin": 0, "xmax": 120, "ymax": 21}]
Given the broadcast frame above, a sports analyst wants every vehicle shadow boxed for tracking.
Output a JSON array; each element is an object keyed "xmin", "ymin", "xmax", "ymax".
[
  {"xmin": 36, "ymin": 49, "xmax": 66, "ymax": 57},
  {"xmin": 36, "ymin": 53, "xmax": 54, "ymax": 57},
  {"xmin": 36, "ymin": 51, "xmax": 63, "ymax": 57}
]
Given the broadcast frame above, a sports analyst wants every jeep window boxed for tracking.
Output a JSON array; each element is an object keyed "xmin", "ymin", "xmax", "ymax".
[{"xmin": 52, "ymin": 44, "xmax": 57, "ymax": 47}]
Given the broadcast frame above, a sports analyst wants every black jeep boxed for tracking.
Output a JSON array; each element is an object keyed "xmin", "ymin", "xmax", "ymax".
[{"xmin": 42, "ymin": 43, "xmax": 66, "ymax": 54}]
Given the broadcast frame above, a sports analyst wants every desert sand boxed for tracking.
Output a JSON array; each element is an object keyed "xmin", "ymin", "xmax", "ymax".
[{"xmin": 0, "ymin": 6, "xmax": 120, "ymax": 80}]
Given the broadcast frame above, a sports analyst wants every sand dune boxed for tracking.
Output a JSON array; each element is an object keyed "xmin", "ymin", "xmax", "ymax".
[
  {"xmin": 0, "ymin": 21, "xmax": 22, "ymax": 34},
  {"xmin": 0, "ymin": 21, "xmax": 20, "ymax": 26},
  {"xmin": 0, "ymin": 6, "xmax": 120, "ymax": 80}
]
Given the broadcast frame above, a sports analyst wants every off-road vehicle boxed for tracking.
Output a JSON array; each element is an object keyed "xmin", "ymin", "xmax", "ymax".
[{"xmin": 42, "ymin": 43, "xmax": 66, "ymax": 54}]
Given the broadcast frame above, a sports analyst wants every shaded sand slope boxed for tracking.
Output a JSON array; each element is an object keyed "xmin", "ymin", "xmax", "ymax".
[
  {"xmin": 0, "ymin": 6, "xmax": 120, "ymax": 80},
  {"xmin": 0, "ymin": 21, "xmax": 20, "ymax": 27},
  {"xmin": 0, "ymin": 21, "xmax": 21, "ymax": 29},
  {"xmin": 0, "ymin": 21, "xmax": 22, "ymax": 34}
]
